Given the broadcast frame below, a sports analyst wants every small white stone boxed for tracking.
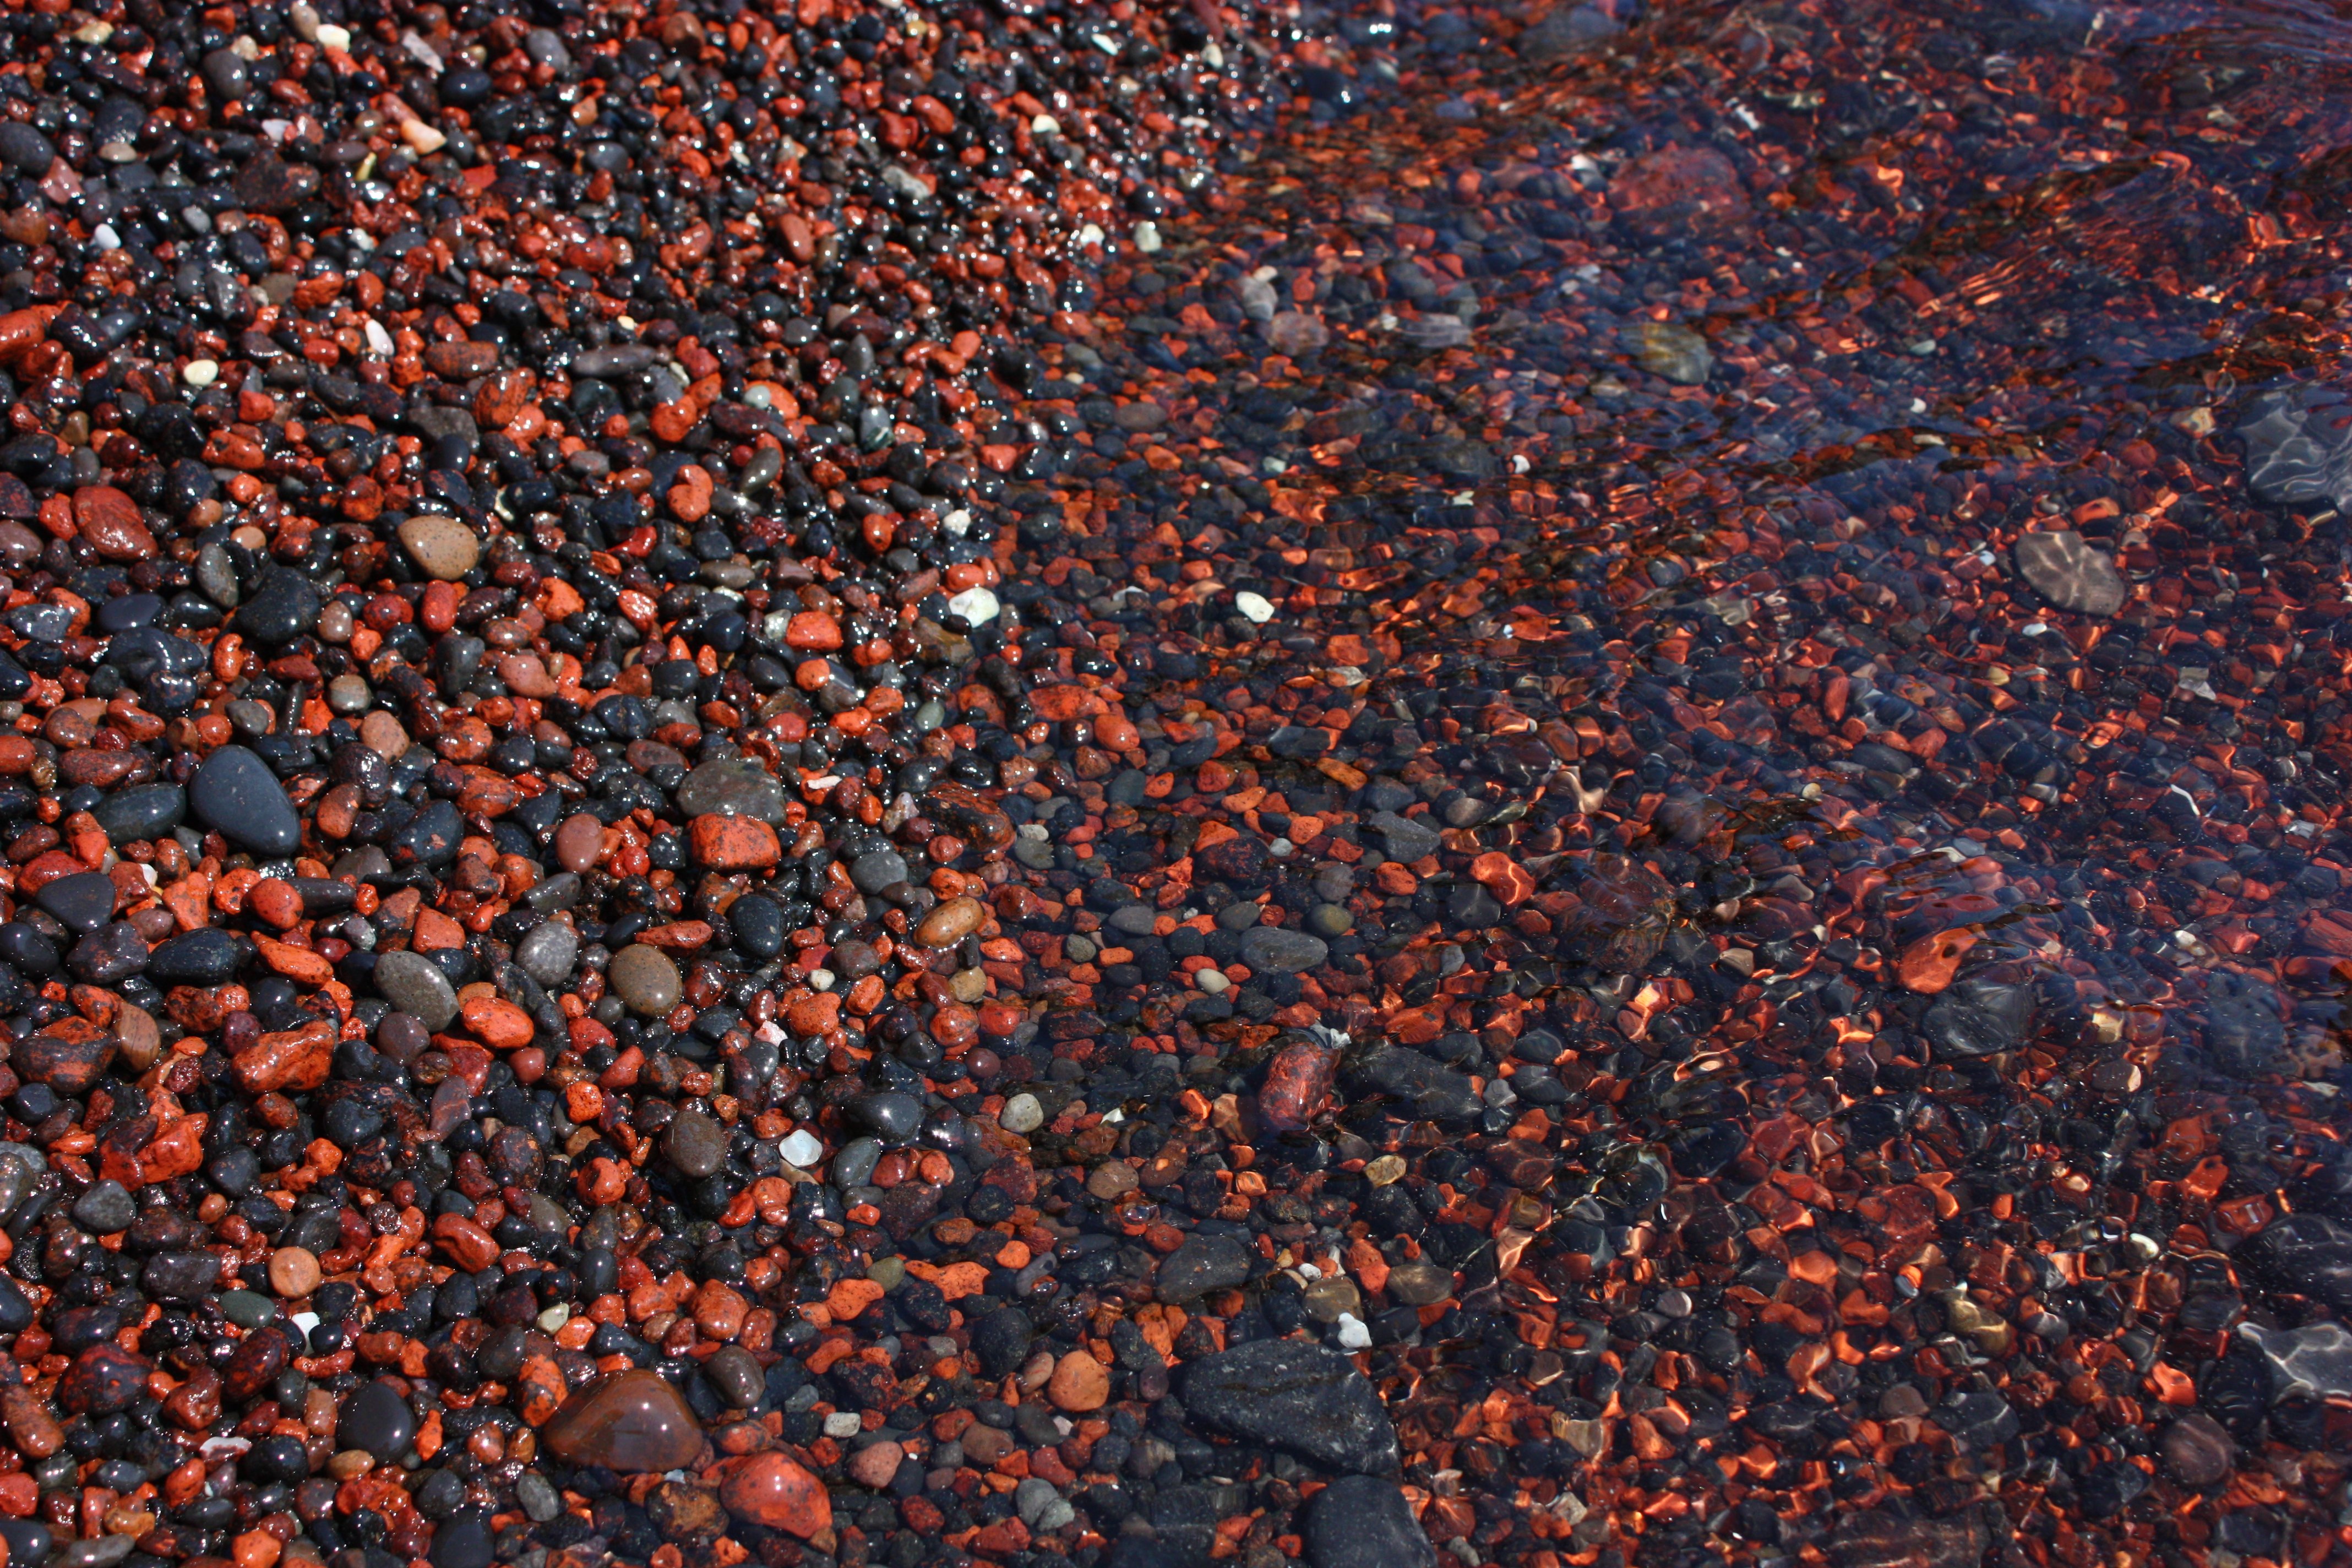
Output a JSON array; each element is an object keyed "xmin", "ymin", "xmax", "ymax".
[
  {"xmin": 1195, "ymin": 970, "xmax": 1229, "ymax": 994},
  {"xmin": 1234, "ymin": 591, "xmax": 1275, "ymax": 623},
  {"xmin": 1134, "ymin": 221, "xmax": 1162, "ymax": 254},
  {"xmin": 948, "ymin": 585, "xmax": 1000, "ymax": 624},
  {"xmin": 822, "ymin": 1412, "xmax": 864, "ymax": 1440},
  {"xmin": 182, "ymin": 359, "xmax": 220, "ymax": 387},
  {"xmin": 363, "ymin": 319, "xmax": 395, "ymax": 357},
  {"xmin": 182, "ymin": 207, "xmax": 212, "ymax": 233},
  {"xmin": 91, "ymin": 224, "xmax": 120, "ymax": 252},
  {"xmin": 315, "ymin": 21, "xmax": 352, "ymax": 49},
  {"xmin": 1335, "ymin": 1313, "xmax": 1371, "ymax": 1350},
  {"xmin": 999, "ymin": 1092, "xmax": 1044, "ymax": 1135},
  {"xmin": 1032, "ymin": 114, "xmax": 1061, "ymax": 136},
  {"xmin": 808, "ymin": 967, "xmax": 836, "ymax": 992},
  {"xmin": 537, "ymin": 1303, "xmax": 570, "ymax": 1333},
  {"xmin": 291, "ymin": 1312, "xmax": 320, "ymax": 1339},
  {"xmin": 779, "ymin": 1129, "xmax": 825, "ymax": 1169},
  {"xmin": 399, "ymin": 118, "xmax": 447, "ymax": 155}
]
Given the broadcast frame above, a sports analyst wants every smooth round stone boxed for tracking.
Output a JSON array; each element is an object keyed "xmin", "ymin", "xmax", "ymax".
[
  {"xmin": 340, "ymin": 1379, "xmax": 417, "ymax": 1460},
  {"xmin": 703, "ymin": 1345, "xmax": 764, "ymax": 1411},
  {"xmin": 675, "ymin": 758, "xmax": 788, "ymax": 824},
  {"xmin": 849, "ymin": 848, "xmax": 910, "ymax": 894},
  {"xmin": 663, "ymin": 1109, "xmax": 727, "ymax": 1178},
  {"xmin": 553, "ymin": 812, "xmax": 605, "ymax": 874},
  {"xmin": 778, "ymin": 1130, "xmax": 824, "ymax": 1168},
  {"xmin": 372, "ymin": 950, "xmax": 460, "ymax": 1033},
  {"xmin": 1307, "ymin": 903, "xmax": 1354, "ymax": 938},
  {"xmin": 148, "ymin": 928, "xmax": 245, "ymax": 986},
  {"xmin": 718, "ymin": 1451, "xmax": 830, "ymax": 1537},
  {"xmin": 1303, "ymin": 1276, "xmax": 1363, "ymax": 1324},
  {"xmin": 916, "ymin": 896, "xmax": 985, "ymax": 948},
  {"xmin": 35, "ymin": 872, "xmax": 117, "ymax": 934},
  {"xmin": 396, "ymin": 514, "xmax": 481, "ymax": 580},
  {"xmin": 853, "ymin": 1092, "xmax": 922, "ymax": 1141},
  {"xmin": 190, "ymin": 745, "xmax": 301, "ymax": 854},
  {"xmin": 269, "ymin": 1246, "xmax": 321, "ymax": 1297},
  {"xmin": 999, "ymin": 1093, "xmax": 1044, "ymax": 1135},
  {"xmin": 1384, "ymin": 1260, "xmax": 1455, "ymax": 1306},
  {"xmin": 91, "ymin": 782, "xmax": 184, "ymax": 843},
  {"xmin": 543, "ymin": 1369, "xmax": 704, "ymax": 1473},
  {"xmin": 68, "ymin": 1179, "xmax": 133, "ymax": 1234},
  {"xmin": 515, "ymin": 921, "xmax": 579, "ymax": 987},
  {"xmin": 1239, "ymin": 924, "xmax": 1329, "ymax": 974},
  {"xmin": 729, "ymin": 894, "xmax": 785, "ymax": 959},
  {"xmin": 849, "ymin": 1439, "xmax": 903, "ymax": 1489},
  {"xmin": 608, "ymin": 945, "xmax": 681, "ymax": 1017},
  {"xmin": 429, "ymin": 1512, "xmax": 493, "ymax": 1568},
  {"xmin": 219, "ymin": 1289, "xmax": 275, "ymax": 1329}
]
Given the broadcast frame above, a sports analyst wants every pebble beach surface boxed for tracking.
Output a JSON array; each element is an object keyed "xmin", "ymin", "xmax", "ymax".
[{"xmin": 0, "ymin": 2, "xmax": 2347, "ymax": 1568}]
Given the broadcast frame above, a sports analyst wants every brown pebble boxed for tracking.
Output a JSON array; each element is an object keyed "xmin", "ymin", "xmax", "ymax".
[
  {"xmin": 269, "ymin": 1246, "xmax": 322, "ymax": 1298},
  {"xmin": 1047, "ymin": 1349, "xmax": 1110, "ymax": 1412}
]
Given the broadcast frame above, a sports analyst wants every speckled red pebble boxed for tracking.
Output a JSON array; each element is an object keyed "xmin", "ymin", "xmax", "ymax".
[{"xmin": 719, "ymin": 1451, "xmax": 831, "ymax": 1537}]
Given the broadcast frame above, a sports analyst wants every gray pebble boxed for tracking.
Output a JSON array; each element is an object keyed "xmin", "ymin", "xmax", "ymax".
[
  {"xmin": 372, "ymin": 950, "xmax": 460, "ymax": 1033},
  {"xmin": 607, "ymin": 944, "xmax": 681, "ymax": 1016},
  {"xmin": 515, "ymin": 921, "xmax": 580, "ymax": 987},
  {"xmin": 70, "ymin": 1179, "xmax": 134, "ymax": 1234}
]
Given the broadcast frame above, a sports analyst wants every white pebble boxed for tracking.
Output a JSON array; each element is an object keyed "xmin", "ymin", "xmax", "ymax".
[
  {"xmin": 1196, "ymin": 970, "xmax": 1229, "ymax": 994},
  {"xmin": 363, "ymin": 319, "xmax": 395, "ymax": 357},
  {"xmin": 537, "ymin": 1304, "xmax": 570, "ymax": 1333},
  {"xmin": 315, "ymin": 21, "xmax": 351, "ymax": 49},
  {"xmin": 399, "ymin": 118, "xmax": 447, "ymax": 155},
  {"xmin": 822, "ymin": 1412, "xmax": 864, "ymax": 1439},
  {"xmin": 778, "ymin": 1129, "xmax": 825, "ymax": 1168},
  {"xmin": 91, "ymin": 224, "xmax": 120, "ymax": 252},
  {"xmin": 182, "ymin": 359, "xmax": 220, "ymax": 387},
  {"xmin": 807, "ymin": 967, "xmax": 836, "ymax": 992},
  {"xmin": 1032, "ymin": 113, "xmax": 1061, "ymax": 135},
  {"xmin": 1335, "ymin": 1313, "xmax": 1371, "ymax": 1350},
  {"xmin": 1234, "ymin": 591, "xmax": 1275, "ymax": 623},
  {"xmin": 1134, "ymin": 221, "xmax": 1162, "ymax": 254},
  {"xmin": 999, "ymin": 1092, "xmax": 1044, "ymax": 1135},
  {"xmin": 948, "ymin": 585, "xmax": 1000, "ymax": 624}
]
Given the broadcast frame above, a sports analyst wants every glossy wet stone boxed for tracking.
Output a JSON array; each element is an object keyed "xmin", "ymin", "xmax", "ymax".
[
  {"xmin": 607, "ymin": 944, "xmax": 682, "ymax": 1016},
  {"xmin": 719, "ymin": 1452, "xmax": 830, "ymax": 1537},
  {"xmin": 189, "ymin": 745, "xmax": 301, "ymax": 854},
  {"xmin": 541, "ymin": 1369, "xmax": 704, "ymax": 1473},
  {"xmin": 340, "ymin": 1380, "xmax": 417, "ymax": 1460},
  {"xmin": 2013, "ymin": 530, "xmax": 2128, "ymax": 616}
]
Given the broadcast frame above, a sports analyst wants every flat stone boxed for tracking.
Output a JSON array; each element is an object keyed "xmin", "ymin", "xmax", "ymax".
[
  {"xmin": 703, "ymin": 1345, "xmax": 764, "ymax": 1411},
  {"xmin": 372, "ymin": 950, "xmax": 460, "ymax": 1033},
  {"xmin": 1366, "ymin": 810, "xmax": 1440, "ymax": 863},
  {"xmin": 1346, "ymin": 1047, "xmax": 1482, "ymax": 1125},
  {"xmin": 147, "ymin": 928, "xmax": 247, "ymax": 986},
  {"xmin": 542, "ymin": 1368, "xmax": 704, "ymax": 1472},
  {"xmin": 1048, "ymin": 1350, "xmax": 1110, "ymax": 1412},
  {"xmin": 675, "ymin": 758, "xmax": 788, "ymax": 824},
  {"xmin": 1239, "ymin": 924, "xmax": 1328, "ymax": 974},
  {"xmin": 1183, "ymin": 1340, "xmax": 1400, "ymax": 1474},
  {"xmin": 2013, "ymin": 530, "xmax": 2127, "ymax": 616},
  {"xmin": 608, "ymin": 944, "xmax": 682, "ymax": 1016},
  {"xmin": 340, "ymin": 1380, "xmax": 417, "ymax": 1460},
  {"xmin": 1384, "ymin": 1260, "xmax": 1454, "ymax": 1306},
  {"xmin": 91, "ymin": 782, "xmax": 184, "ymax": 843},
  {"xmin": 1156, "ymin": 1234, "xmax": 1252, "ymax": 1303},
  {"xmin": 1304, "ymin": 1475, "xmax": 1437, "ymax": 1568},
  {"xmin": 2242, "ymin": 1212, "xmax": 2352, "ymax": 1313},
  {"xmin": 396, "ymin": 514, "xmax": 481, "ymax": 580},
  {"xmin": 1830, "ymin": 1510, "xmax": 1987, "ymax": 1568},
  {"xmin": 16, "ymin": 1020, "xmax": 117, "ymax": 1095},
  {"xmin": 190, "ymin": 745, "xmax": 301, "ymax": 854}
]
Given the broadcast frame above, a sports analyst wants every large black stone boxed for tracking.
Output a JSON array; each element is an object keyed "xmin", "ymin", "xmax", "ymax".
[
  {"xmin": 1304, "ymin": 1476, "xmax": 1436, "ymax": 1568},
  {"xmin": 1183, "ymin": 1340, "xmax": 1399, "ymax": 1474},
  {"xmin": 190, "ymin": 746, "xmax": 301, "ymax": 854}
]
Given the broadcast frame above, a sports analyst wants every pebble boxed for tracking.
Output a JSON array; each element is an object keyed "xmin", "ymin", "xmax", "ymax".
[
  {"xmin": 999, "ymin": 1092, "xmax": 1044, "ymax": 1134},
  {"xmin": 1185, "ymin": 1340, "xmax": 1401, "ymax": 1474},
  {"xmin": 395, "ymin": 514, "xmax": 481, "ymax": 580},
  {"xmin": 2013, "ymin": 529, "xmax": 2130, "ymax": 616},
  {"xmin": 339, "ymin": 1380, "xmax": 418, "ymax": 1461},
  {"xmin": 541, "ymin": 1369, "xmax": 704, "ymax": 1473},
  {"xmin": 189, "ymin": 744, "xmax": 302, "ymax": 854},
  {"xmin": 371, "ymin": 951, "xmax": 460, "ymax": 1033},
  {"xmin": 607, "ymin": 945, "xmax": 682, "ymax": 1016},
  {"xmin": 1234, "ymin": 591, "xmax": 1276, "ymax": 623},
  {"xmin": 718, "ymin": 1452, "xmax": 830, "ymax": 1538}
]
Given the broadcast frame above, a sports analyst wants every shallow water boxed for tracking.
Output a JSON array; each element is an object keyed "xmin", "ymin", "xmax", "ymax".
[{"xmin": 1006, "ymin": 0, "xmax": 2352, "ymax": 1547}]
